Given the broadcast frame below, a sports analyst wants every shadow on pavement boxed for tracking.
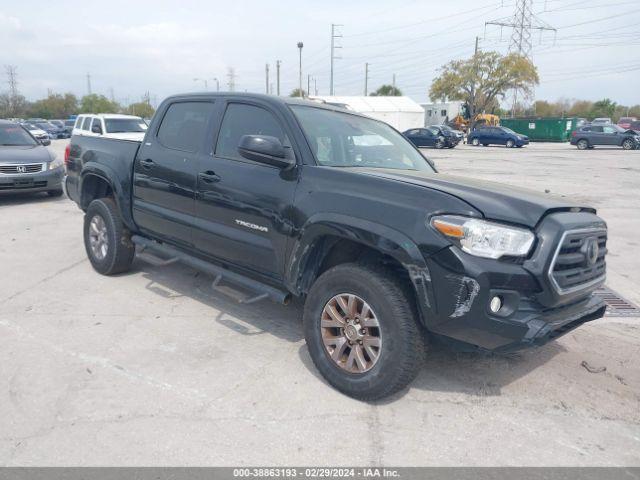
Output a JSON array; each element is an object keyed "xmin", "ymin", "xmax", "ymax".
[{"xmin": 0, "ymin": 192, "xmax": 66, "ymax": 207}]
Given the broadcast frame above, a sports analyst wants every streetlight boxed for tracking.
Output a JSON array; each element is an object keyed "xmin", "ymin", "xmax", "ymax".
[
  {"xmin": 193, "ymin": 78, "xmax": 208, "ymax": 90},
  {"xmin": 297, "ymin": 42, "xmax": 304, "ymax": 98},
  {"xmin": 212, "ymin": 77, "xmax": 220, "ymax": 92}
]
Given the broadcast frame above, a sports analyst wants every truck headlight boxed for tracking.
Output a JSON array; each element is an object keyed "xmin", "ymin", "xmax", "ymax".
[
  {"xmin": 48, "ymin": 158, "xmax": 64, "ymax": 170},
  {"xmin": 430, "ymin": 215, "xmax": 535, "ymax": 259}
]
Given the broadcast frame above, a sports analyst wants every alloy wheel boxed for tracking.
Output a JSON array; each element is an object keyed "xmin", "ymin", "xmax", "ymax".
[
  {"xmin": 89, "ymin": 214, "xmax": 109, "ymax": 260},
  {"xmin": 320, "ymin": 293, "xmax": 382, "ymax": 374}
]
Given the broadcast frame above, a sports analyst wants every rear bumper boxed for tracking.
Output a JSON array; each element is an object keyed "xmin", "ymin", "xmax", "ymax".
[{"xmin": 0, "ymin": 167, "xmax": 64, "ymax": 194}]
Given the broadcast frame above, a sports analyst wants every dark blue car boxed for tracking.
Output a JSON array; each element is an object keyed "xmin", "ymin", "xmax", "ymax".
[
  {"xmin": 468, "ymin": 126, "xmax": 529, "ymax": 148},
  {"xmin": 403, "ymin": 126, "xmax": 459, "ymax": 149}
]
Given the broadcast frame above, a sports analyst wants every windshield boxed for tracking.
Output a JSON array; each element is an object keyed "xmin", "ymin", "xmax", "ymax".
[
  {"xmin": 104, "ymin": 118, "xmax": 147, "ymax": 133},
  {"xmin": 0, "ymin": 125, "xmax": 39, "ymax": 146},
  {"xmin": 35, "ymin": 122, "xmax": 53, "ymax": 130},
  {"xmin": 502, "ymin": 127, "xmax": 516, "ymax": 134},
  {"xmin": 292, "ymin": 106, "xmax": 434, "ymax": 172}
]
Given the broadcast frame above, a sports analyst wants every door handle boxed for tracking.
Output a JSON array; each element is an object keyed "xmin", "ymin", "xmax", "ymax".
[
  {"xmin": 198, "ymin": 171, "xmax": 221, "ymax": 183},
  {"xmin": 140, "ymin": 159, "xmax": 154, "ymax": 169}
]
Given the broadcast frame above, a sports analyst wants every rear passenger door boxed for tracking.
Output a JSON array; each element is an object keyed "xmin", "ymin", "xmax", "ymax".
[
  {"xmin": 132, "ymin": 100, "xmax": 216, "ymax": 248},
  {"xmin": 589, "ymin": 126, "xmax": 605, "ymax": 145},
  {"xmin": 193, "ymin": 100, "xmax": 299, "ymax": 279}
]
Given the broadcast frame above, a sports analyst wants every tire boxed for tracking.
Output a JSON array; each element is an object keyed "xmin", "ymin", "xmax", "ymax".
[
  {"xmin": 435, "ymin": 136, "xmax": 445, "ymax": 149},
  {"xmin": 47, "ymin": 189, "xmax": 63, "ymax": 197},
  {"xmin": 303, "ymin": 263, "xmax": 426, "ymax": 401},
  {"xmin": 622, "ymin": 139, "xmax": 634, "ymax": 150},
  {"xmin": 83, "ymin": 197, "xmax": 135, "ymax": 275},
  {"xmin": 577, "ymin": 139, "xmax": 589, "ymax": 150},
  {"xmin": 482, "ymin": 143, "xmax": 488, "ymax": 147},
  {"xmin": 471, "ymin": 138, "xmax": 480, "ymax": 146},
  {"xmin": 506, "ymin": 139, "xmax": 515, "ymax": 148}
]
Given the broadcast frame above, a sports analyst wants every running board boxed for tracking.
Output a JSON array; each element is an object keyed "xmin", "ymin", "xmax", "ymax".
[{"xmin": 131, "ymin": 235, "xmax": 290, "ymax": 305}]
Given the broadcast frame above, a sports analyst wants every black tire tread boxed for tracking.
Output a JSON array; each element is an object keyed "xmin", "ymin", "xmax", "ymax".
[
  {"xmin": 304, "ymin": 262, "xmax": 426, "ymax": 401},
  {"xmin": 84, "ymin": 197, "xmax": 135, "ymax": 275}
]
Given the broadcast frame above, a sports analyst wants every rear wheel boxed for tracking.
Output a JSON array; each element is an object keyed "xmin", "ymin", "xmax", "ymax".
[
  {"xmin": 303, "ymin": 263, "xmax": 426, "ymax": 401},
  {"xmin": 84, "ymin": 197, "xmax": 135, "ymax": 275},
  {"xmin": 622, "ymin": 139, "xmax": 635, "ymax": 150},
  {"xmin": 577, "ymin": 139, "xmax": 589, "ymax": 150},
  {"xmin": 471, "ymin": 138, "xmax": 480, "ymax": 146}
]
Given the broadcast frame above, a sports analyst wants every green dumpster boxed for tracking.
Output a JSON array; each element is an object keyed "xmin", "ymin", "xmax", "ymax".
[{"xmin": 500, "ymin": 117, "xmax": 579, "ymax": 142}]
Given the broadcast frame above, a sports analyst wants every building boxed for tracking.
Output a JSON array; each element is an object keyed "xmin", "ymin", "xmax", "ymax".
[
  {"xmin": 310, "ymin": 96, "xmax": 425, "ymax": 132},
  {"xmin": 420, "ymin": 101, "xmax": 465, "ymax": 126}
]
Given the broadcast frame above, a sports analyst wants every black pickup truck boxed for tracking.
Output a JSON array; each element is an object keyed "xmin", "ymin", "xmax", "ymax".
[{"xmin": 66, "ymin": 93, "xmax": 607, "ymax": 400}]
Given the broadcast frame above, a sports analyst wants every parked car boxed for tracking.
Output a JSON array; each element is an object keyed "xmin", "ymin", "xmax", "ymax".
[
  {"xmin": 630, "ymin": 120, "xmax": 640, "ymax": 134},
  {"xmin": 72, "ymin": 114, "xmax": 148, "ymax": 141},
  {"xmin": 66, "ymin": 93, "xmax": 607, "ymax": 400},
  {"xmin": 591, "ymin": 118, "xmax": 612, "ymax": 125},
  {"xmin": 570, "ymin": 124, "xmax": 640, "ymax": 150},
  {"xmin": 49, "ymin": 120, "xmax": 71, "ymax": 138},
  {"xmin": 617, "ymin": 117, "xmax": 637, "ymax": 130},
  {"xmin": 21, "ymin": 123, "xmax": 51, "ymax": 145},
  {"xmin": 33, "ymin": 121, "xmax": 65, "ymax": 139},
  {"xmin": 0, "ymin": 120, "xmax": 64, "ymax": 196},
  {"xmin": 63, "ymin": 119, "xmax": 75, "ymax": 136},
  {"xmin": 403, "ymin": 126, "xmax": 458, "ymax": 148},
  {"xmin": 432, "ymin": 124, "xmax": 463, "ymax": 147},
  {"xmin": 468, "ymin": 126, "xmax": 529, "ymax": 148}
]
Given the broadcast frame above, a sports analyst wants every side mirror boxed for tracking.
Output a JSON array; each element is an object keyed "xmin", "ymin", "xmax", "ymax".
[
  {"xmin": 237, "ymin": 135, "xmax": 295, "ymax": 169},
  {"xmin": 41, "ymin": 138, "xmax": 51, "ymax": 146},
  {"xmin": 91, "ymin": 124, "xmax": 103, "ymax": 134}
]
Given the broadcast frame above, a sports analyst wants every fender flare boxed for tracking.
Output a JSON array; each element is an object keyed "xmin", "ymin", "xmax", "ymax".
[
  {"xmin": 285, "ymin": 213, "xmax": 437, "ymax": 325},
  {"xmin": 80, "ymin": 162, "xmax": 136, "ymax": 231}
]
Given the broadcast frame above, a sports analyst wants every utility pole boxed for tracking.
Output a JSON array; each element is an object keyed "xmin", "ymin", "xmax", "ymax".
[
  {"xmin": 330, "ymin": 23, "xmax": 343, "ymax": 95},
  {"xmin": 297, "ymin": 42, "xmax": 304, "ymax": 97},
  {"xmin": 486, "ymin": 0, "xmax": 556, "ymax": 116},
  {"xmin": 314, "ymin": 77, "xmax": 318, "ymax": 96},
  {"xmin": 364, "ymin": 63, "xmax": 369, "ymax": 96},
  {"xmin": 265, "ymin": 63, "xmax": 270, "ymax": 94},
  {"xmin": 86, "ymin": 73, "xmax": 92, "ymax": 95},
  {"xmin": 474, "ymin": 36, "xmax": 480, "ymax": 56},
  {"xmin": 276, "ymin": 60, "xmax": 281, "ymax": 96},
  {"xmin": 307, "ymin": 75, "xmax": 311, "ymax": 97},
  {"xmin": 213, "ymin": 77, "xmax": 220, "ymax": 92},
  {"xmin": 227, "ymin": 67, "xmax": 236, "ymax": 92},
  {"xmin": 109, "ymin": 87, "xmax": 115, "ymax": 102},
  {"xmin": 392, "ymin": 73, "xmax": 396, "ymax": 93}
]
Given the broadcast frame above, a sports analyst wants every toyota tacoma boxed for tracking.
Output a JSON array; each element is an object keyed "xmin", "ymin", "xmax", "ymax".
[{"xmin": 65, "ymin": 93, "xmax": 607, "ymax": 400}]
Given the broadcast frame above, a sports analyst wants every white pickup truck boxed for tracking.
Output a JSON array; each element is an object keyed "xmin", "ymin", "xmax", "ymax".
[{"xmin": 72, "ymin": 114, "xmax": 148, "ymax": 141}]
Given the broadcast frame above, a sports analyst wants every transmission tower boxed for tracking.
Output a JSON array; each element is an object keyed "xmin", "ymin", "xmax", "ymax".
[
  {"xmin": 227, "ymin": 67, "xmax": 236, "ymax": 92},
  {"xmin": 329, "ymin": 24, "xmax": 343, "ymax": 95},
  {"xmin": 5, "ymin": 65, "xmax": 19, "ymax": 116},
  {"xmin": 486, "ymin": 0, "xmax": 556, "ymax": 115}
]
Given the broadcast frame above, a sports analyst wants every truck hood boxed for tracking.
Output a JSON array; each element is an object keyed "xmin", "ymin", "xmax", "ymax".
[
  {"xmin": 0, "ymin": 145, "xmax": 52, "ymax": 164},
  {"xmin": 349, "ymin": 168, "xmax": 593, "ymax": 228}
]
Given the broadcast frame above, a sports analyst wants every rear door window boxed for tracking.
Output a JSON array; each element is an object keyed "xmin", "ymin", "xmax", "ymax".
[
  {"xmin": 82, "ymin": 117, "xmax": 92, "ymax": 131},
  {"xmin": 591, "ymin": 126, "xmax": 604, "ymax": 133},
  {"xmin": 156, "ymin": 102, "xmax": 215, "ymax": 152},
  {"xmin": 91, "ymin": 118, "xmax": 102, "ymax": 133},
  {"xmin": 215, "ymin": 103, "xmax": 288, "ymax": 161}
]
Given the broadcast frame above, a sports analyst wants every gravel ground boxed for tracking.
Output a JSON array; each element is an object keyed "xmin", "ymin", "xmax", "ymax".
[{"xmin": 0, "ymin": 140, "xmax": 638, "ymax": 466}]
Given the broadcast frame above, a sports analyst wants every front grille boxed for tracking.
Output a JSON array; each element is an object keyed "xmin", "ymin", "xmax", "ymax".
[
  {"xmin": 0, "ymin": 163, "xmax": 44, "ymax": 174},
  {"xmin": 549, "ymin": 228, "xmax": 607, "ymax": 294}
]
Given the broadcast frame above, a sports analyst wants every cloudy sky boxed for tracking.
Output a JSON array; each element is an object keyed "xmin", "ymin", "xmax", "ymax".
[{"xmin": 2, "ymin": 0, "xmax": 639, "ymax": 106}]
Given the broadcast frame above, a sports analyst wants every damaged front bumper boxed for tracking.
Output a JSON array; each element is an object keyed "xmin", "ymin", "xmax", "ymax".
[{"xmin": 419, "ymin": 245, "xmax": 606, "ymax": 352}]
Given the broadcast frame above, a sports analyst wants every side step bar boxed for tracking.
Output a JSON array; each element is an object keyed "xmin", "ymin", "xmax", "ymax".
[{"xmin": 131, "ymin": 235, "xmax": 291, "ymax": 305}]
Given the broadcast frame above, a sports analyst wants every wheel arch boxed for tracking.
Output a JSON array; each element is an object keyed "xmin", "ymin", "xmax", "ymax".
[
  {"xmin": 80, "ymin": 164, "xmax": 136, "ymax": 231},
  {"xmin": 285, "ymin": 214, "xmax": 437, "ymax": 326}
]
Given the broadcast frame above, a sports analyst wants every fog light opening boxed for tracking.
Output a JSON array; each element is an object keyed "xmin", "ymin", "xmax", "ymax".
[{"xmin": 489, "ymin": 296, "xmax": 503, "ymax": 313}]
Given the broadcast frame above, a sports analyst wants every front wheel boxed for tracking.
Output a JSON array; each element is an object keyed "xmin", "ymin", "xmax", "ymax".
[
  {"xmin": 622, "ymin": 139, "xmax": 635, "ymax": 150},
  {"xmin": 435, "ymin": 136, "xmax": 445, "ymax": 149},
  {"xmin": 84, "ymin": 197, "xmax": 135, "ymax": 275},
  {"xmin": 506, "ymin": 139, "xmax": 515, "ymax": 148},
  {"xmin": 303, "ymin": 263, "xmax": 426, "ymax": 401}
]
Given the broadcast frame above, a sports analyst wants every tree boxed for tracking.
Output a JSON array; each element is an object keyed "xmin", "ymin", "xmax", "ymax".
[
  {"xmin": 0, "ymin": 93, "xmax": 28, "ymax": 118},
  {"xmin": 289, "ymin": 88, "xmax": 307, "ymax": 97},
  {"xmin": 27, "ymin": 93, "xmax": 78, "ymax": 119},
  {"xmin": 589, "ymin": 98, "xmax": 616, "ymax": 120},
  {"xmin": 126, "ymin": 101, "xmax": 155, "ymax": 118},
  {"xmin": 429, "ymin": 51, "xmax": 539, "ymax": 118},
  {"xmin": 370, "ymin": 85, "xmax": 402, "ymax": 96},
  {"xmin": 80, "ymin": 94, "xmax": 120, "ymax": 114}
]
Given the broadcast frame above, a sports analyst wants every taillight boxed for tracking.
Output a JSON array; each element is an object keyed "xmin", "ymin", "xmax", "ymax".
[
  {"xmin": 64, "ymin": 143, "xmax": 71, "ymax": 165},
  {"xmin": 571, "ymin": 130, "xmax": 577, "ymax": 137}
]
